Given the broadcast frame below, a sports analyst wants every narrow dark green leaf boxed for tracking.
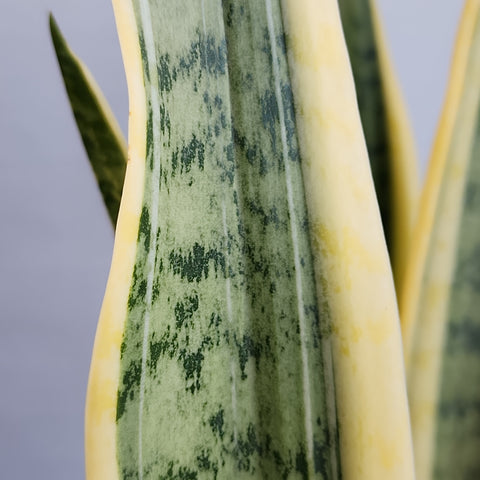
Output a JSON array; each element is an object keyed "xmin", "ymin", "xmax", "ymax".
[{"xmin": 49, "ymin": 14, "xmax": 127, "ymax": 228}]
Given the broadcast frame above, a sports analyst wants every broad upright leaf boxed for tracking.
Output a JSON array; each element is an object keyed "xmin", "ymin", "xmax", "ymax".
[
  {"xmin": 338, "ymin": 0, "xmax": 419, "ymax": 298},
  {"xmin": 85, "ymin": 1, "xmax": 414, "ymax": 479},
  {"xmin": 403, "ymin": 1, "xmax": 480, "ymax": 478},
  {"xmin": 50, "ymin": 14, "xmax": 127, "ymax": 227}
]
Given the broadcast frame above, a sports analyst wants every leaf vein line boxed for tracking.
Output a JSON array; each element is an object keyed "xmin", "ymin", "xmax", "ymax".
[{"xmin": 137, "ymin": 1, "xmax": 163, "ymax": 478}]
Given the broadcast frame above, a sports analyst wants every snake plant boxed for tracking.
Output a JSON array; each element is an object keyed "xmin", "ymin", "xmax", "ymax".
[{"xmin": 50, "ymin": 0, "xmax": 480, "ymax": 479}]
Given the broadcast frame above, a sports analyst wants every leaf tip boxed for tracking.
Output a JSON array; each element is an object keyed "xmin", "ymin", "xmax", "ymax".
[{"xmin": 48, "ymin": 12, "xmax": 57, "ymax": 34}]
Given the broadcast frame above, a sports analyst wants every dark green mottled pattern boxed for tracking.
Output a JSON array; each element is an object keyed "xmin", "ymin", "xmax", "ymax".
[
  {"xmin": 50, "ymin": 14, "xmax": 127, "ymax": 227},
  {"xmin": 116, "ymin": 0, "xmax": 339, "ymax": 478},
  {"xmin": 337, "ymin": 0, "xmax": 392, "ymax": 253},
  {"xmin": 433, "ymin": 107, "xmax": 480, "ymax": 478}
]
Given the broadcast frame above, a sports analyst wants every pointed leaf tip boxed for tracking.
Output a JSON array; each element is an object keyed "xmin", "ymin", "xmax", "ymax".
[{"xmin": 49, "ymin": 14, "xmax": 127, "ymax": 228}]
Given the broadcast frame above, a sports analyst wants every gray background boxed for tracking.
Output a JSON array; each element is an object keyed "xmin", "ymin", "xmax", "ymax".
[{"xmin": 0, "ymin": 1, "xmax": 464, "ymax": 478}]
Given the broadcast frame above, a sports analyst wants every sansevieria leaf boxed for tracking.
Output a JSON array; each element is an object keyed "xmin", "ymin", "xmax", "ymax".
[
  {"xmin": 50, "ymin": 14, "xmax": 127, "ymax": 227},
  {"xmin": 338, "ymin": 0, "xmax": 419, "ymax": 299},
  {"xmin": 403, "ymin": 0, "xmax": 480, "ymax": 478},
  {"xmin": 85, "ymin": 1, "xmax": 414, "ymax": 479}
]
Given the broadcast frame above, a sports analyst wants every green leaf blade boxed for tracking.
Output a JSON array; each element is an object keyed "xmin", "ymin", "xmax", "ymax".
[
  {"xmin": 114, "ymin": 1, "xmax": 338, "ymax": 478},
  {"xmin": 85, "ymin": 1, "xmax": 413, "ymax": 478},
  {"xmin": 49, "ymin": 14, "xmax": 127, "ymax": 227},
  {"xmin": 434, "ymin": 104, "xmax": 480, "ymax": 479}
]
